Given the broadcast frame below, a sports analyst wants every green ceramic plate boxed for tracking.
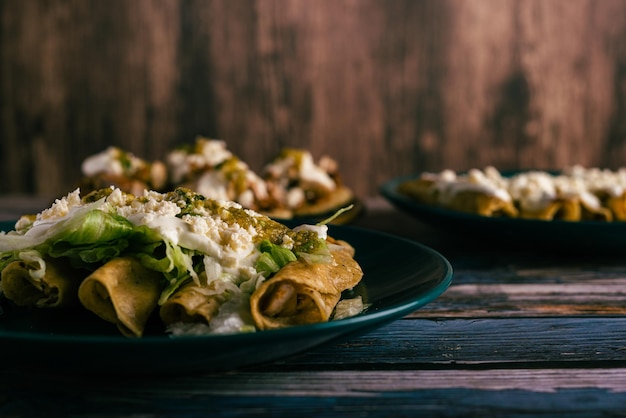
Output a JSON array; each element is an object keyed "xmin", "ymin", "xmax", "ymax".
[{"xmin": 0, "ymin": 220, "xmax": 452, "ymax": 375}]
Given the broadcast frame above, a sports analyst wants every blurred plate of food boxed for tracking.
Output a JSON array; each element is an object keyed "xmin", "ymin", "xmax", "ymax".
[
  {"xmin": 78, "ymin": 137, "xmax": 361, "ymax": 225},
  {"xmin": 381, "ymin": 166, "xmax": 626, "ymax": 252}
]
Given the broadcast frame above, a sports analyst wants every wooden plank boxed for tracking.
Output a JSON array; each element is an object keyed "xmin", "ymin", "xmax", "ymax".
[
  {"xmin": 2, "ymin": 0, "xmax": 626, "ymax": 198},
  {"xmin": 279, "ymin": 318, "xmax": 626, "ymax": 366},
  {"xmin": 418, "ymin": 281, "xmax": 626, "ymax": 317},
  {"xmin": 0, "ymin": 0, "xmax": 183, "ymax": 196},
  {"xmin": 1, "ymin": 391, "xmax": 625, "ymax": 418},
  {"xmin": 2, "ymin": 368, "xmax": 626, "ymax": 417},
  {"xmin": 1, "ymin": 317, "xmax": 624, "ymax": 374},
  {"xmin": 5, "ymin": 367, "xmax": 626, "ymax": 395}
]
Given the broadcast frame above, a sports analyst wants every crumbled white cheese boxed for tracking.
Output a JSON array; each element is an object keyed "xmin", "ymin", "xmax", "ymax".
[
  {"xmin": 238, "ymin": 190, "xmax": 255, "ymax": 209},
  {"xmin": 195, "ymin": 171, "xmax": 230, "ymax": 201},
  {"xmin": 281, "ymin": 234, "xmax": 295, "ymax": 249},
  {"xmin": 434, "ymin": 168, "xmax": 511, "ymax": 205},
  {"xmin": 508, "ymin": 171, "xmax": 557, "ymax": 212},
  {"xmin": 286, "ymin": 188, "xmax": 305, "ymax": 209},
  {"xmin": 165, "ymin": 150, "xmax": 190, "ymax": 183},
  {"xmin": 298, "ymin": 152, "xmax": 336, "ymax": 191},
  {"xmin": 115, "ymin": 197, "xmax": 181, "ymax": 220},
  {"xmin": 293, "ymin": 223, "xmax": 328, "ymax": 240},
  {"xmin": 81, "ymin": 147, "xmax": 147, "ymax": 177},
  {"xmin": 81, "ymin": 147, "xmax": 125, "ymax": 177},
  {"xmin": 197, "ymin": 139, "xmax": 233, "ymax": 167},
  {"xmin": 38, "ymin": 189, "xmax": 83, "ymax": 221},
  {"xmin": 166, "ymin": 139, "xmax": 233, "ymax": 184}
]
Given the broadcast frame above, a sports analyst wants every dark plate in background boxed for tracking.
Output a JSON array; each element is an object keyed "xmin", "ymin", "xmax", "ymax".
[{"xmin": 381, "ymin": 173, "xmax": 626, "ymax": 254}]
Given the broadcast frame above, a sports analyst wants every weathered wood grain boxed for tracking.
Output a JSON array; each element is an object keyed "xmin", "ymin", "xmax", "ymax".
[
  {"xmin": 3, "ymin": 368, "xmax": 626, "ymax": 417},
  {"xmin": 286, "ymin": 317, "xmax": 626, "ymax": 366},
  {"xmin": 1, "ymin": 0, "xmax": 625, "ymax": 199},
  {"xmin": 5, "ymin": 367, "xmax": 626, "ymax": 395},
  {"xmin": 418, "ymin": 282, "xmax": 626, "ymax": 317}
]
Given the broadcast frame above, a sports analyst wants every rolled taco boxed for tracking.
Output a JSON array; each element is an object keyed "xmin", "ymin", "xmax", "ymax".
[
  {"xmin": 160, "ymin": 280, "xmax": 227, "ymax": 327},
  {"xmin": 580, "ymin": 201, "xmax": 613, "ymax": 221},
  {"xmin": 78, "ymin": 256, "xmax": 164, "ymax": 337},
  {"xmin": 518, "ymin": 197, "xmax": 582, "ymax": 221},
  {"xmin": 553, "ymin": 197, "xmax": 582, "ymax": 221},
  {"xmin": 250, "ymin": 241, "xmax": 363, "ymax": 330},
  {"xmin": 397, "ymin": 177, "xmax": 440, "ymax": 205},
  {"xmin": 1, "ymin": 256, "xmax": 82, "ymax": 308},
  {"xmin": 607, "ymin": 194, "xmax": 626, "ymax": 220},
  {"xmin": 445, "ymin": 190, "xmax": 518, "ymax": 218}
]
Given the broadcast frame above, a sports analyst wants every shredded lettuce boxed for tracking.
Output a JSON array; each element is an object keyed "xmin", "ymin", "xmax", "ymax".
[
  {"xmin": 316, "ymin": 204, "xmax": 354, "ymax": 226},
  {"xmin": 2, "ymin": 208, "xmax": 147, "ymax": 270},
  {"xmin": 16, "ymin": 250, "xmax": 46, "ymax": 280},
  {"xmin": 40, "ymin": 210, "xmax": 164, "ymax": 270},
  {"xmin": 292, "ymin": 232, "xmax": 332, "ymax": 265},
  {"xmin": 143, "ymin": 241, "xmax": 200, "ymax": 305},
  {"xmin": 255, "ymin": 239, "xmax": 297, "ymax": 276},
  {"xmin": 0, "ymin": 206, "xmax": 194, "ymax": 291},
  {"xmin": 296, "ymin": 250, "xmax": 331, "ymax": 265}
]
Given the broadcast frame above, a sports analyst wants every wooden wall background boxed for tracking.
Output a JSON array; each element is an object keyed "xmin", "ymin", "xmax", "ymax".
[{"xmin": 1, "ymin": 0, "xmax": 626, "ymax": 199}]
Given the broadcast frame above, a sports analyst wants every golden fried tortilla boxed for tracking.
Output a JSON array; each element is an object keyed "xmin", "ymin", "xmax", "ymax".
[
  {"xmin": 160, "ymin": 281, "xmax": 227, "ymax": 327},
  {"xmin": 519, "ymin": 197, "xmax": 582, "ymax": 221},
  {"xmin": 1, "ymin": 257, "xmax": 82, "ymax": 308},
  {"xmin": 606, "ymin": 194, "xmax": 626, "ymax": 221},
  {"xmin": 250, "ymin": 242, "xmax": 363, "ymax": 330},
  {"xmin": 397, "ymin": 178, "xmax": 439, "ymax": 205},
  {"xmin": 446, "ymin": 190, "xmax": 519, "ymax": 218},
  {"xmin": 581, "ymin": 202, "xmax": 614, "ymax": 221},
  {"xmin": 78, "ymin": 257, "xmax": 164, "ymax": 337}
]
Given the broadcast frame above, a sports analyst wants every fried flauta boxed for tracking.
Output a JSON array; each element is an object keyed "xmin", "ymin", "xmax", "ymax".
[
  {"xmin": 444, "ymin": 190, "xmax": 518, "ymax": 218},
  {"xmin": 582, "ymin": 206, "xmax": 613, "ymax": 221},
  {"xmin": 250, "ymin": 241, "xmax": 363, "ymax": 330},
  {"xmin": 159, "ymin": 281, "xmax": 227, "ymax": 327},
  {"xmin": 399, "ymin": 176, "xmax": 518, "ymax": 218},
  {"xmin": 1, "ymin": 257, "xmax": 82, "ymax": 308},
  {"xmin": 606, "ymin": 194, "xmax": 626, "ymax": 221},
  {"xmin": 566, "ymin": 190, "xmax": 614, "ymax": 221},
  {"xmin": 555, "ymin": 197, "xmax": 583, "ymax": 221},
  {"xmin": 518, "ymin": 197, "xmax": 582, "ymax": 221},
  {"xmin": 78, "ymin": 257, "xmax": 164, "ymax": 337},
  {"xmin": 397, "ymin": 178, "xmax": 439, "ymax": 205}
]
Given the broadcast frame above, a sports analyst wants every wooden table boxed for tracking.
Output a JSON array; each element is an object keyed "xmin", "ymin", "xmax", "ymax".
[{"xmin": 1, "ymin": 196, "xmax": 626, "ymax": 417}]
